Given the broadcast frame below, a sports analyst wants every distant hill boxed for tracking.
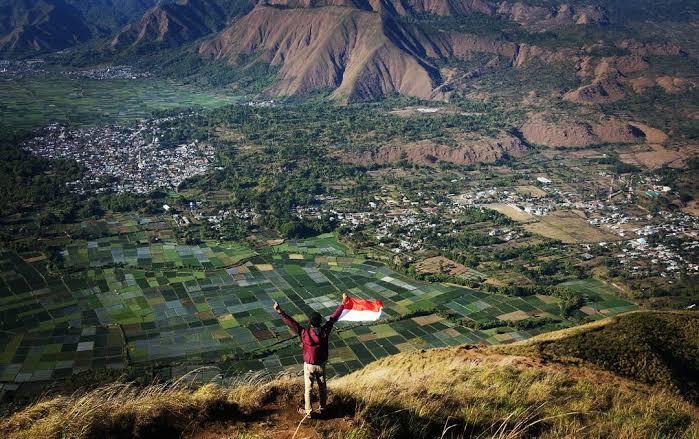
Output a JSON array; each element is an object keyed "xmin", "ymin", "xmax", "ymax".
[
  {"xmin": 109, "ymin": 0, "xmax": 254, "ymax": 51},
  {"xmin": 0, "ymin": 0, "xmax": 167, "ymax": 55},
  {"xmin": 0, "ymin": 0, "xmax": 92, "ymax": 54},
  {"xmin": 0, "ymin": 0, "xmax": 697, "ymax": 138},
  {"xmin": 189, "ymin": 0, "xmax": 696, "ymax": 102},
  {"xmin": 197, "ymin": 5, "xmax": 450, "ymax": 102},
  {"xmin": 498, "ymin": 310, "xmax": 699, "ymax": 403},
  {"xmin": 65, "ymin": 0, "xmax": 164, "ymax": 35},
  {"xmin": 1, "ymin": 311, "xmax": 697, "ymax": 438}
]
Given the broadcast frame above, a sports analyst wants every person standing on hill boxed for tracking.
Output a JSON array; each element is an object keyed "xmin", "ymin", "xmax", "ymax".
[{"xmin": 273, "ymin": 293, "xmax": 347, "ymax": 418}]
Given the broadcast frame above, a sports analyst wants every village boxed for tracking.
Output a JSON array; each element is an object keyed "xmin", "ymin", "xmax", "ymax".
[
  {"xmin": 0, "ymin": 59, "xmax": 46, "ymax": 78},
  {"xmin": 15, "ymin": 106, "xmax": 698, "ymax": 293},
  {"xmin": 21, "ymin": 119, "xmax": 215, "ymax": 194},
  {"xmin": 64, "ymin": 65, "xmax": 151, "ymax": 80},
  {"xmin": 283, "ymin": 169, "xmax": 699, "ymax": 285}
]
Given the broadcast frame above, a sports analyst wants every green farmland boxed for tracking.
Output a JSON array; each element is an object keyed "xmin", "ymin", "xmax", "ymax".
[
  {"xmin": 0, "ymin": 226, "xmax": 638, "ymax": 397},
  {"xmin": 0, "ymin": 76, "xmax": 241, "ymax": 133}
]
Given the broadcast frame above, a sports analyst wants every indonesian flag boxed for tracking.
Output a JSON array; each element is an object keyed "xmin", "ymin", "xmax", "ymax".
[{"xmin": 338, "ymin": 296, "xmax": 384, "ymax": 322}]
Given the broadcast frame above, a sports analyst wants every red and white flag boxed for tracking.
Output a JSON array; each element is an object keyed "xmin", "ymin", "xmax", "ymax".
[{"xmin": 338, "ymin": 296, "xmax": 383, "ymax": 322}]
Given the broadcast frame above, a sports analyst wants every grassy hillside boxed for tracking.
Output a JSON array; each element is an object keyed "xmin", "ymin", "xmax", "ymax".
[
  {"xmin": 498, "ymin": 311, "xmax": 699, "ymax": 403},
  {"xmin": 1, "ymin": 312, "xmax": 697, "ymax": 438}
]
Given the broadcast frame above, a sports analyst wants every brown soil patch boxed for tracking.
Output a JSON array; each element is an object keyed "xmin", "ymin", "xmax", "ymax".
[
  {"xmin": 628, "ymin": 75, "xmax": 658, "ymax": 93},
  {"xmin": 498, "ymin": 310, "xmax": 530, "ymax": 321},
  {"xmin": 22, "ymin": 255, "xmax": 46, "ymax": 263},
  {"xmin": 415, "ymin": 256, "xmax": 470, "ymax": 276},
  {"xmin": 515, "ymin": 185, "xmax": 547, "ymax": 198},
  {"xmin": 616, "ymin": 39, "xmax": 684, "ymax": 56},
  {"xmin": 656, "ymin": 76, "xmax": 696, "ymax": 94},
  {"xmin": 619, "ymin": 144, "xmax": 694, "ymax": 169},
  {"xmin": 628, "ymin": 122, "xmax": 668, "ymax": 143},
  {"xmin": 683, "ymin": 200, "xmax": 699, "ymax": 217},
  {"xmin": 563, "ymin": 77, "xmax": 626, "ymax": 104},
  {"xmin": 190, "ymin": 382, "xmax": 355, "ymax": 439},
  {"xmin": 577, "ymin": 55, "xmax": 649, "ymax": 78},
  {"xmin": 412, "ymin": 314, "xmax": 443, "ymax": 326}
]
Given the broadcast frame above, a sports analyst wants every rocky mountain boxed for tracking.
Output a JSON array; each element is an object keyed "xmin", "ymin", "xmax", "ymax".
[
  {"xmin": 1, "ymin": 0, "xmax": 696, "ymax": 108},
  {"xmin": 198, "ymin": 5, "xmax": 444, "ymax": 101},
  {"xmin": 339, "ymin": 135, "xmax": 526, "ymax": 165},
  {"xmin": 195, "ymin": 2, "xmax": 604, "ymax": 101}
]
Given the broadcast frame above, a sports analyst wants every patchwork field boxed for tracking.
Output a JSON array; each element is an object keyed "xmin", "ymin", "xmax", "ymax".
[
  {"xmin": 0, "ymin": 77, "xmax": 241, "ymax": 133},
  {"xmin": 0, "ymin": 232, "xmax": 637, "ymax": 398}
]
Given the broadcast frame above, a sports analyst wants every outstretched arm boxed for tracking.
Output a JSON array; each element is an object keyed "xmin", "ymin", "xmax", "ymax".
[
  {"xmin": 273, "ymin": 301, "xmax": 302, "ymax": 334},
  {"xmin": 326, "ymin": 293, "xmax": 348, "ymax": 325}
]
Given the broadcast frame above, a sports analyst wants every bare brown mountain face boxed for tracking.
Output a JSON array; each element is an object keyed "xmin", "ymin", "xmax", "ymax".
[
  {"xmin": 496, "ymin": 1, "xmax": 607, "ymax": 30},
  {"xmin": 564, "ymin": 50, "xmax": 697, "ymax": 104},
  {"xmin": 106, "ymin": 0, "xmax": 673, "ymax": 104},
  {"xmin": 196, "ymin": 2, "xmax": 582, "ymax": 101},
  {"xmin": 262, "ymin": 0, "xmax": 604, "ymax": 25},
  {"xmin": 520, "ymin": 114, "xmax": 652, "ymax": 148},
  {"xmin": 339, "ymin": 134, "xmax": 526, "ymax": 165},
  {"xmin": 198, "ymin": 5, "xmax": 449, "ymax": 101},
  {"xmin": 261, "ymin": 0, "xmax": 495, "ymax": 16}
]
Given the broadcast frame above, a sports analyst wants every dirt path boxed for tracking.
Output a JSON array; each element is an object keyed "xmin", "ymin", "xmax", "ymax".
[{"xmin": 190, "ymin": 385, "xmax": 356, "ymax": 439}]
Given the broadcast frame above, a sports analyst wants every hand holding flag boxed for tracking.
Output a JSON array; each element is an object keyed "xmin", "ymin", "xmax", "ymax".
[{"xmin": 338, "ymin": 294, "xmax": 383, "ymax": 322}]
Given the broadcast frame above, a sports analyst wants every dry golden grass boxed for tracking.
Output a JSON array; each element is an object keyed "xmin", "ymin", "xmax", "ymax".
[
  {"xmin": 3, "ymin": 315, "xmax": 698, "ymax": 439},
  {"xmin": 483, "ymin": 203, "xmax": 535, "ymax": 223},
  {"xmin": 331, "ymin": 346, "xmax": 699, "ymax": 438},
  {"xmin": 0, "ymin": 371, "xmax": 272, "ymax": 439},
  {"xmin": 524, "ymin": 211, "xmax": 620, "ymax": 243}
]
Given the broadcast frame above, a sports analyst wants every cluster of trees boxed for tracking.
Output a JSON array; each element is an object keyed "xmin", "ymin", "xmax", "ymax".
[
  {"xmin": 460, "ymin": 315, "xmax": 563, "ymax": 331},
  {"xmin": 483, "ymin": 283, "xmax": 586, "ymax": 317},
  {"xmin": 594, "ymin": 155, "xmax": 641, "ymax": 174},
  {"xmin": 0, "ymin": 133, "xmax": 84, "ymax": 216}
]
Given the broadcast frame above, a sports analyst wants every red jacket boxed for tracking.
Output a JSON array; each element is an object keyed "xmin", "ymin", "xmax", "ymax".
[{"xmin": 278, "ymin": 304, "xmax": 344, "ymax": 365}]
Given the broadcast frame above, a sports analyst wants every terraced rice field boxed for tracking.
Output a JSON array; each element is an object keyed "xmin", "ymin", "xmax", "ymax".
[{"xmin": 0, "ymin": 232, "xmax": 637, "ymax": 397}]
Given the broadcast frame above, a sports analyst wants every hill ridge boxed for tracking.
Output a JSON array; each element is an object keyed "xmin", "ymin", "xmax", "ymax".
[{"xmin": 1, "ymin": 311, "xmax": 698, "ymax": 438}]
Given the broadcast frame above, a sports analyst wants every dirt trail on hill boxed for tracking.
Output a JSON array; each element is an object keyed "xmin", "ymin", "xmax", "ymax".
[
  {"xmin": 189, "ymin": 346, "xmax": 675, "ymax": 438},
  {"xmin": 190, "ymin": 382, "xmax": 356, "ymax": 439}
]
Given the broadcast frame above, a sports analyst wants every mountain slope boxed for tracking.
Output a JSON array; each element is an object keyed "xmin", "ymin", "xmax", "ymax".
[
  {"xmin": 262, "ymin": 0, "xmax": 495, "ymax": 16},
  {"xmin": 197, "ymin": 3, "xmax": 582, "ymax": 101},
  {"xmin": 65, "ymin": 0, "xmax": 162, "ymax": 35},
  {"xmin": 0, "ymin": 0, "xmax": 92, "ymax": 54},
  {"xmin": 198, "ymin": 5, "xmax": 446, "ymax": 101},
  {"xmin": 110, "ymin": 0, "xmax": 254, "ymax": 50},
  {"xmin": 498, "ymin": 311, "xmax": 699, "ymax": 402},
  {"xmin": 1, "ymin": 312, "xmax": 697, "ymax": 438}
]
